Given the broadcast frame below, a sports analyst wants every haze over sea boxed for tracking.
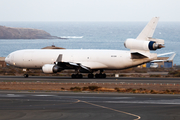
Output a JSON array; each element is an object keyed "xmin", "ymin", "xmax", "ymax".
[{"xmin": 0, "ymin": 22, "xmax": 180, "ymax": 65}]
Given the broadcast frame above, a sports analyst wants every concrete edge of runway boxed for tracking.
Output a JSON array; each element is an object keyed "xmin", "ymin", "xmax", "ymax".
[
  {"xmin": 0, "ymin": 76, "xmax": 180, "ymax": 93},
  {"xmin": 1, "ymin": 90, "xmax": 180, "ymax": 97}
]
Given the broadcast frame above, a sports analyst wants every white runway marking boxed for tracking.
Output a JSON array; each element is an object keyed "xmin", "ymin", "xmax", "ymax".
[
  {"xmin": 78, "ymin": 100, "xmax": 141, "ymax": 120},
  {"xmin": 33, "ymin": 95, "xmax": 56, "ymax": 97},
  {"xmin": 105, "ymin": 99, "xmax": 180, "ymax": 105},
  {"xmin": 0, "ymin": 94, "xmax": 24, "ymax": 97}
]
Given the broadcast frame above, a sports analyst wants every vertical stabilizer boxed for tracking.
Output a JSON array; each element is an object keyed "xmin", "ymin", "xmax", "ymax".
[{"xmin": 136, "ymin": 17, "xmax": 159, "ymax": 40}]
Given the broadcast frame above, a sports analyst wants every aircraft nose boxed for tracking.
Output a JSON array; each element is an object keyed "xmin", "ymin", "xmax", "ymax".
[
  {"xmin": 5, "ymin": 55, "xmax": 10, "ymax": 64},
  {"xmin": 5, "ymin": 57, "xmax": 8, "ymax": 64}
]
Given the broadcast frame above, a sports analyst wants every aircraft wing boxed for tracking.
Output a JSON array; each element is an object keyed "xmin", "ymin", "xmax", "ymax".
[
  {"xmin": 55, "ymin": 54, "xmax": 109, "ymax": 73},
  {"xmin": 55, "ymin": 54, "xmax": 91, "ymax": 73},
  {"xmin": 56, "ymin": 61, "xmax": 91, "ymax": 73}
]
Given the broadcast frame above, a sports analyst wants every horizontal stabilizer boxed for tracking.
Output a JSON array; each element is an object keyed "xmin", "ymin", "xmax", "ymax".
[
  {"xmin": 131, "ymin": 52, "xmax": 148, "ymax": 59},
  {"xmin": 167, "ymin": 53, "xmax": 176, "ymax": 61},
  {"xmin": 151, "ymin": 52, "xmax": 176, "ymax": 62},
  {"xmin": 157, "ymin": 52, "xmax": 175, "ymax": 57}
]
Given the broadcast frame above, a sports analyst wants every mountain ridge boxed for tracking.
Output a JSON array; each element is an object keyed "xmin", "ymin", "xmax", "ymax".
[{"xmin": 0, "ymin": 25, "xmax": 61, "ymax": 39}]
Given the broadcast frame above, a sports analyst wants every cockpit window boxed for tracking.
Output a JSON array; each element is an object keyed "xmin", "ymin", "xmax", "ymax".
[{"xmin": 7, "ymin": 55, "xmax": 10, "ymax": 58}]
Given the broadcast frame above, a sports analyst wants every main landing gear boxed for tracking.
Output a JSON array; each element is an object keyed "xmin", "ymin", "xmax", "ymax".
[
  {"xmin": 88, "ymin": 73, "xmax": 94, "ymax": 78},
  {"xmin": 71, "ymin": 73, "xmax": 106, "ymax": 79},
  {"xmin": 71, "ymin": 74, "xmax": 83, "ymax": 79},
  {"xmin": 95, "ymin": 73, "xmax": 106, "ymax": 78},
  {"xmin": 87, "ymin": 70, "xmax": 106, "ymax": 78},
  {"xmin": 95, "ymin": 70, "xmax": 106, "ymax": 78},
  {"xmin": 87, "ymin": 73, "xmax": 106, "ymax": 78}
]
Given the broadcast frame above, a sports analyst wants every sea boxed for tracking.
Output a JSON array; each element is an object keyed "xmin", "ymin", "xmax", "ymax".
[{"xmin": 0, "ymin": 22, "xmax": 180, "ymax": 65}]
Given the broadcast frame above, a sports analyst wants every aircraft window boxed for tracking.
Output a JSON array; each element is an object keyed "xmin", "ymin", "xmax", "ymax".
[{"xmin": 7, "ymin": 55, "xmax": 10, "ymax": 58}]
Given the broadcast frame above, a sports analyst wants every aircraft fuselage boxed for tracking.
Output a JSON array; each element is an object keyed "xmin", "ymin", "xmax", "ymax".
[{"xmin": 5, "ymin": 49, "xmax": 154, "ymax": 70}]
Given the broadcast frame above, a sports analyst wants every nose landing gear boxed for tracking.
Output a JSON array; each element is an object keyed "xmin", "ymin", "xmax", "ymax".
[
  {"xmin": 23, "ymin": 74, "xmax": 29, "ymax": 78},
  {"xmin": 23, "ymin": 69, "xmax": 29, "ymax": 78},
  {"xmin": 71, "ymin": 68, "xmax": 83, "ymax": 78}
]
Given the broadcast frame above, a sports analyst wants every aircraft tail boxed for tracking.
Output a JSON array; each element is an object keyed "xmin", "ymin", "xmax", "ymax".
[
  {"xmin": 136, "ymin": 17, "xmax": 159, "ymax": 40},
  {"xmin": 124, "ymin": 17, "xmax": 165, "ymax": 59}
]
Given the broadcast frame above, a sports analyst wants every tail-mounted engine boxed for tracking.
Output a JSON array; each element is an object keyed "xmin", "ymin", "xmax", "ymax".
[
  {"xmin": 42, "ymin": 64, "xmax": 63, "ymax": 73},
  {"xmin": 124, "ymin": 39, "xmax": 164, "ymax": 51}
]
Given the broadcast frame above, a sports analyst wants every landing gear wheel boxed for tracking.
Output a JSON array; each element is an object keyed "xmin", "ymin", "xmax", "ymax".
[
  {"xmin": 95, "ymin": 73, "xmax": 99, "ymax": 78},
  {"xmin": 102, "ymin": 73, "xmax": 106, "ymax": 78},
  {"xmin": 71, "ymin": 74, "xmax": 83, "ymax": 79},
  {"xmin": 95, "ymin": 73, "xmax": 106, "ymax": 78},
  {"xmin": 88, "ymin": 74, "xmax": 94, "ymax": 78},
  {"xmin": 23, "ymin": 74, "xmax": 29, "ymax": 78},
  {"xmin": 71, "ymin": 74, "xmax": 76, "ymax": 78},
  {"xmin": 78, "ymin": 74, "xmax": 83, "ymax": 78}
]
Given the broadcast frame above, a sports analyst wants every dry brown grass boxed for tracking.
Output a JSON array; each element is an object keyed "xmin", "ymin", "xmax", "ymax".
[{"xmin": 0, "ymin": 82, "xmax": 180, "ymax": 94}]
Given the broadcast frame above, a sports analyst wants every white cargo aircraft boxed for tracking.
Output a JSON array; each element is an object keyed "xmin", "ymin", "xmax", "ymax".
[{"xmin": 5, "ymin": 17, "xmax": 165, "ymax": 78}]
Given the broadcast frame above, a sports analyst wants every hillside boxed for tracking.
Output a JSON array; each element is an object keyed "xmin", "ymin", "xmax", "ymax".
[{"xmin": 0, "ymin": 25, "xmax": 60, "ymax": 39}]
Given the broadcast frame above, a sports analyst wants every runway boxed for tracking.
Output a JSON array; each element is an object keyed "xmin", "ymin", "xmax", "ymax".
[
  {"xmin": 0, "ymin": 91, "xmax": 180, "ymax": 120},
  {"xmin": 0, "ymin": 76, "xmax": 180, "ymax": 84}
]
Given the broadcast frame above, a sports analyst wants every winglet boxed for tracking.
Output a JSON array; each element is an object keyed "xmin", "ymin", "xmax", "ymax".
[{"xmin": 136, "ymin": 17, "xmax": 159, "ymax": 40}]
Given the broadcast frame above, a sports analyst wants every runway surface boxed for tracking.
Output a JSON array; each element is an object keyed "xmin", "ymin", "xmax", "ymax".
[
  {"xmin": 0, "ymin": 76, "xmax": 180, "ymax": 84},
  {"xmin": 0, "ymin": 91, "xmax": 180, "ymax": 120}
]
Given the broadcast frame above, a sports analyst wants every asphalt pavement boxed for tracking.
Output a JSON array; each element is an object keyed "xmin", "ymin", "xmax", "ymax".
[
  {"xmin": 0, "ymin": 76, "xmax": 180, "ymax": 84},
  {"xmin": 0, "ymin": 91, "xmax": 180, "ymax": 120}
]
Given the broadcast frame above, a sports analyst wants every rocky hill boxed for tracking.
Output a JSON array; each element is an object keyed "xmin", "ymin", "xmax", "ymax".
[{"xmin": 0, "ymin": 25, "xmax": 60, "ymax": 39}]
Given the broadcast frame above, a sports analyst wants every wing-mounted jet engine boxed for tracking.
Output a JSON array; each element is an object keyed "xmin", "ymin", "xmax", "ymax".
[{"xmin": 42, "ymin": 64, "xmax": 63, "ymax": 73}]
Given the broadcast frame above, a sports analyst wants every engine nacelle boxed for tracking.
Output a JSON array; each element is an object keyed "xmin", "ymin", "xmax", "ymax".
[
  {"xmin": 124, "ymin": 39, "xmax": 164, "ymax": 51},
  {"xmin": 42, "ymin": 64, "xmax": 62, "ymax": 73}
]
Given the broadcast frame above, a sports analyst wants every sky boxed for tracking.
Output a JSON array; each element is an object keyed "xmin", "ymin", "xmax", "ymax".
[{"xmin": 0, "ymin": 0, "xmax": 180, "ymax": 22}]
